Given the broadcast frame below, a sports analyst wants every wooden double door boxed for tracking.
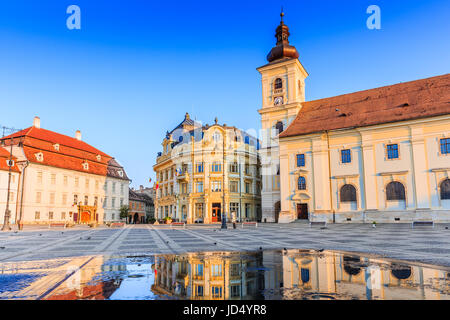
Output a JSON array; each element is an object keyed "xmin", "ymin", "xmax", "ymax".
[
  {"xmin": 211, "ymin": 203, "xmax": 221, "ymax": 223},
  {"xmin": 297, "ymin": 203, "xmax": 308, "ymax": 220}
]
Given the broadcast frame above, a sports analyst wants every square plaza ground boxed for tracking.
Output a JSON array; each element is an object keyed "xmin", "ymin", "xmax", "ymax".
[{"xmin": 0, "ymin": 223, "xmax": 449, "ymax": 267}]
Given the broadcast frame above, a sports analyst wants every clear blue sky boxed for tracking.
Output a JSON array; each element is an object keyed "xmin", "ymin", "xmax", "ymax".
[{"xmin": 0, "ymin": 0, "xmax": 449, "ymax": 188}]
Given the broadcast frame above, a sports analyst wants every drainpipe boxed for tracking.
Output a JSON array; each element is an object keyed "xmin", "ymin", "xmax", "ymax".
[
  {"xmin": 326, "ymin": 131, "xmax": 335, "ymax": 223},
  {"xmin": 17, "ymin": 160, "xmax": 29, "ymax": 230}
]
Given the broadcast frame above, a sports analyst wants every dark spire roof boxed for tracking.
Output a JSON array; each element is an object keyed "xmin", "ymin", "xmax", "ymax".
[
  {"xmin": 266, "ymin": 10, "xmax": 299, "ymax": 63},
  {"xmin": 169, "ymin": 112, "xmax": 197, "ymax": 134}
]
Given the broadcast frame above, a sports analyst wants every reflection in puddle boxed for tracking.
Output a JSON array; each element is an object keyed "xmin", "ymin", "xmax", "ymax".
[{"xmin": 0, "ymin": 250, "xmax": 449, "ymax": 300}]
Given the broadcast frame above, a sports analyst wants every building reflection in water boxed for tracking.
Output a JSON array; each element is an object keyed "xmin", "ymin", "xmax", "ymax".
[
  {"xmin": 0, "ymin": 250, "xmax": 448, "ymax": 300},
  {"xmin": 151, "ymin": 251, "xmax": 265, "ymax": 300},
  {"xmin": 276, "ymin": 250, "xmax": 450, "ymax": 300}
]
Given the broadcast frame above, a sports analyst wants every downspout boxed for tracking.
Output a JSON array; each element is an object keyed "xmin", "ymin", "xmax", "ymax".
[
  {"xmin": 17, "ymin": 160, "xmax": 29, "ymax": 230},
  {"xmin": 326, "ymin": 130, "xmax": 335, "ymax": 223}
]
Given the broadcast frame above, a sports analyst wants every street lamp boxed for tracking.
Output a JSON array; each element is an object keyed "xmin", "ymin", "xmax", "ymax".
[{"xmin": 2, "ymin": 136, "xmax": 14, "ymax": 231}]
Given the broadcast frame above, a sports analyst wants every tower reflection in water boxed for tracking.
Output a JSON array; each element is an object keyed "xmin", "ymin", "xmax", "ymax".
[{"xmin": 151, "ymin": 250, "xmax": 450, "ymax": 300}]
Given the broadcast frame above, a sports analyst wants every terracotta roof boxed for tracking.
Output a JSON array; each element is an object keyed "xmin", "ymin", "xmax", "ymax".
[
  {"xmin": 0, "ymin": 147, "xmax": 20, "ymax": 172},
  {"xmin": 3, "ymin": 127, "xmax": 110, "ymax": 157},
  {"xmin": 0, "ymin": 126, "xmax": 112, "ymax": 176},
  {"xmin": 279, "ymin": 74, "xmax": 450, "ymax": 138}
]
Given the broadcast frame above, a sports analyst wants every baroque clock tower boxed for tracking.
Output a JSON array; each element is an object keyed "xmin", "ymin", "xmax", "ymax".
[{"xmin": 257, "ymin": 11, "xmax": 308, "ymax": 222}]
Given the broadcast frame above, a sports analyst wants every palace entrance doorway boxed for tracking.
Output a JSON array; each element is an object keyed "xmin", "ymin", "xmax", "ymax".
[{"xmin": 211, "ymin": 203, "xmax": 221, "ymax": 223}]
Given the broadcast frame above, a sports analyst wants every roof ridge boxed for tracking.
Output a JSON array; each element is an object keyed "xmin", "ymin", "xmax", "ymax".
[{"xmin": 303, "ymin": 73, "xmax": 450, "ymax": 106}]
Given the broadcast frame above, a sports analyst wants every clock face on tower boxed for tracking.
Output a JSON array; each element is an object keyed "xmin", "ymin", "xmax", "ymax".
[{"xmin": 274, "ymin": 96, "xmax": 283, "ymax": 106}]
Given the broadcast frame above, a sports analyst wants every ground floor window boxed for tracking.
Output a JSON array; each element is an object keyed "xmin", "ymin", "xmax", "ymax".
[
  {"xmin": 61, "ymin": 212, "xmax": 66, "ymax": 220},
  {"xmin": 340, "ymin": 184, "xmax": 357, "ymax": 202},
  {"xmin": 211, "ymin": 286, "xmax": 222, "ymax": 298},
  {"xmin": 195, "ymin": 203, "xmax": 203, "ymax": 220},
  {"xmin": 386, "ymin": 181, "xmax": 406, "ymax": 200},
  {"xmin": 230, "ymin": 202, "xmax": 239, "ymax": 220},
  {"xmin": 231, "ymin": 285, "xmax": 240, "ymax": 297},
  {"xmin": 195, "ymin": 285, "xmax": 204, "ymax": 297},
  {"xmin": 440, "ymin": 179, "xmax": 450, "ymax": 200},
  {"xmin": 182, "ymin": 205, "xmax": 188, "ymax": 220},
  {"xmin": 245, "ymin": 203, "xmax": 251, "ymax": 219}
]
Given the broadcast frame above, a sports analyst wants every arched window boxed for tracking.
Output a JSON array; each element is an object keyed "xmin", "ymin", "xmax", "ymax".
[
  {"xmin": 298, "ymin": 176, "xmax": 306, "ymax": 190},
  {"xmin": 343, "ymin": 256, "xmax": 361, "ymax": 276},
  {"xmin": 178, "ymin": 136, "xmax": 183, "ymax": 142},
  {"xmin": 440, "ymin": 179, "xmax": 450, "ymax": 200},
  {"xmin": 274, "ymin": 78, "xmax": 282, "ymax": 89},
  {"xmin": 391, "ymin": 265, "xmax": 411, "ymax": 280},
  {"xmin": 340, "ymin": 184, "xmax": 357, "ymax": 202},
  {"xmin": 386, "ymin": 181, "xmax": 406, "ymax": 201},
  {"xmin": 275, "ymin": 121, "xmax": 284, "ymax": 134},
  {"xmin": 244, "ymin": 136, "xmax": 250, "ymax": 144}
]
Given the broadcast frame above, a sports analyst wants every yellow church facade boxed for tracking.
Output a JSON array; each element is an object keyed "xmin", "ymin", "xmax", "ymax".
[{"xmin": 259, "ymin": 12, "xmax": 450, "ymax": 223}]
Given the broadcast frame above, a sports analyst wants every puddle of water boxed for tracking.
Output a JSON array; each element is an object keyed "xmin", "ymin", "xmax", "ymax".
[{"xmin": 0, "ymin": 250, "xmax": 449, "ymax": 300}]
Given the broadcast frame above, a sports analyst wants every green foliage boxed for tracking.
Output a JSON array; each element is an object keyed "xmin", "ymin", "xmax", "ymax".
[{"xmin": 119, "ymin": 205, "xmax": 129, "ymax": 219}]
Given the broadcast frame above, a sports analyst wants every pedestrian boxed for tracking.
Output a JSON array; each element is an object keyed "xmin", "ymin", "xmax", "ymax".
[{"xmin": 232, "ymin": 211, "xmax": 236, "ymax": 229}]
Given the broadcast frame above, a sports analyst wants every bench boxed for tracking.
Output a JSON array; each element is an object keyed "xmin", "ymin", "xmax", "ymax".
[
  {"xmin": 110, "ymin": 222, "xmax": 125, "ymax": 228},
  {"xmin": 48, "ymin": 223, "xmax": 67, "ymax": 229},
  {"xmin": 241, "ymin": 222, "xmax": 258, "ymax": 228},
  {"xmin": 309, "ymin": 221, "xmax": 327, "ymax": 228},
  {"xmin": 170, "ymin": 222, "xmax": 186, "ymax": 229},
  {"xmin": 411, "ymin": 221, "xmax": 434, "ymax": 229}
]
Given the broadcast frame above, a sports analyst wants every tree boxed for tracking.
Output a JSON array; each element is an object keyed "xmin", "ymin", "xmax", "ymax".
[{"xmin": 119, "ymin": 205, "xmax": 129, "ymax": 221}]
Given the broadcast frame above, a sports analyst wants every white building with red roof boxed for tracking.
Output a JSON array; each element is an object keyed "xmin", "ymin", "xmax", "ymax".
[{"xmin": 0, "ymin": 117, "xmax": 119, "ymax": 225}]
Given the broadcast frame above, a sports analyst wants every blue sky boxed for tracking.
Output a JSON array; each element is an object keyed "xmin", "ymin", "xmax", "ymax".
[{"xmin": 0, "ymin": 0, "xmax": 449, "ymax": 187}]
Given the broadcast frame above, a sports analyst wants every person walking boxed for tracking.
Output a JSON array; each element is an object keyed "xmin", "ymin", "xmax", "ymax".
[{"xmin": 231, "ymin": 211, "xmax": 237, "ymax": 229}]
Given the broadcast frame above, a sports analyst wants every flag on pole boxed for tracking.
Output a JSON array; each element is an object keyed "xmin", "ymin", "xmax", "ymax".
[
  {"xmin": 149, "ymin": 177, "xmax": 152, "ymax": 183},
  {"xmin": 155, "ymin": 181, "xmax": 159, "ymax": 190}
]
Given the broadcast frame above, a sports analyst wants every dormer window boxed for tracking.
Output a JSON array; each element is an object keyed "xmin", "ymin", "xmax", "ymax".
[
  {"xmin": 118, "ymin": 170, "xmax": 124, "ymax": 177},
  {"xmin": 53, "ymin": 144, "xmax": 60, "ymax": 151},
  {"xmin": 82, "ymin": 161, "xmax": 89, "ymax": 170},
  {"xmin": 96, "ymin": 155, "xmax": 101, "ymax": 161},
  {"xmin": 35, "ymin": 152, "xmax": 44, "ymax": 162}
]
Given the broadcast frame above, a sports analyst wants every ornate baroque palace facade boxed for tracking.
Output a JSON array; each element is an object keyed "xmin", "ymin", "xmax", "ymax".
[
  {"xmin": 153, "ymin": 113, "xmax": 261, "ymax": 224},
  {"xmin": 0, "ymin": 117, "xmax": 129, "ymax": 225},
  {"xmin": 259, "ymin": 13, "xmax": 450, "ymax": 223}
]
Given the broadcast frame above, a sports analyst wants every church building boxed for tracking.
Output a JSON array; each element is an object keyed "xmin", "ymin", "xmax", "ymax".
[{"xmin": 258, "ymin": 12, "xmax": 450, "ymax": 223}]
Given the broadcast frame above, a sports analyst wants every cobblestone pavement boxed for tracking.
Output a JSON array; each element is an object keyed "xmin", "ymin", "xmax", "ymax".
[{"xmin": 0, "ymin": 223, "xmax": 449, "ymax": 267}]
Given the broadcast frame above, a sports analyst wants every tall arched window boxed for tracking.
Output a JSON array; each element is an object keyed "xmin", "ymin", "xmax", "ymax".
[
  {"xmin": 274, "ymin": 78, "xmax": 282, "ymax": 89},
  {"xmin": 340, "ymin": 184, "xmax": 357, "ymax": 202},
  {"xmin": 298, "ymin": 176, "xmax": 306, "ymax": 190},
  {"xmin": 275, "ymin": 121, "xmax": 284, "ymax": 134},
  {"xmin": 440, "ymin": 179, "xmax": 450, "ymax": 200},
  {"xmin": 244, "ymin": 136, "xmax": 250, "ymax": 144},
  {"xmin": 386, "ymin": 181, "xmax": 406, "ymax": 200}
]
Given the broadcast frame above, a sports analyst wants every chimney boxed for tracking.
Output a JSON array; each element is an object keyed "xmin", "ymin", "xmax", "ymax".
[
  {"xmin": 33, "ymin": 117, "xmax": 41, "ymax": 129},
  {"xmin": 75, "ymin": 130, "xmax": 82, "ymax": 141}
]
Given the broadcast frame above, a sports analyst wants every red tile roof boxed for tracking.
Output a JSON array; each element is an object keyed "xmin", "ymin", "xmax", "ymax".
[
  {"xmin": 0, "ymin": 147, "xmax": 20, "ymax": 172},
  {"xmin": 279, "ymin": 74, "xmax": 450, "ymax": 138},
  {"xmin": 1, "ymin": 126, "xmax": 112, "ymax": 176}
]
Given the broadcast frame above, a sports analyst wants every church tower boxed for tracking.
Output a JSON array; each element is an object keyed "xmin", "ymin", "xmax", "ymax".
[{"xmin": 257, "ymin": 11, "xmax": 308, "ymax": 222}]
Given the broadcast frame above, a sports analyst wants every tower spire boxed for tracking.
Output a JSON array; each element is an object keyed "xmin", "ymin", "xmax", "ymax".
[{"xmin": 266, "ymin": 10, "xmax": 299, "ymax": 62}]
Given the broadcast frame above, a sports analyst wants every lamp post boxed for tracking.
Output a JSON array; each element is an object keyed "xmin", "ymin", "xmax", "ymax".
[
  {"xmin": 221, "ymin": 129, "xmax": 227, "ymax": 229},
  {"xmin": 2, "ymin": 136, "xmax": 14, "ymax": 231}
]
